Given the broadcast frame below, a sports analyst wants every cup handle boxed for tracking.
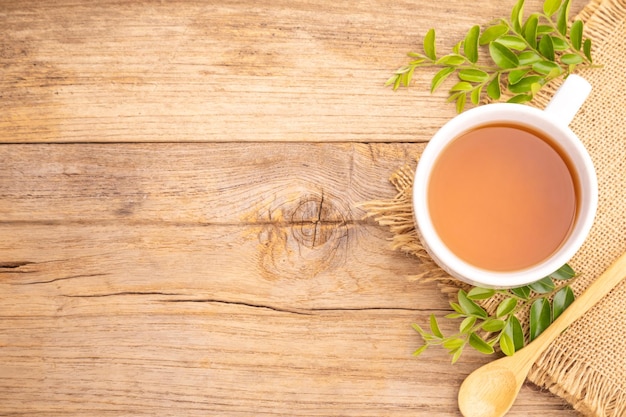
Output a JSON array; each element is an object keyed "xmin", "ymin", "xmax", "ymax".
[{"xmin": 543, "ymin": 74, "xmax": 592, "ymax": 126}]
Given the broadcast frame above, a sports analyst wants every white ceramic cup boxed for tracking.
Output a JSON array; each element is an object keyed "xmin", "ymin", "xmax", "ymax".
[{"xmin": 413, "ymin": 74, "xmax": 597, "ymax": 289}]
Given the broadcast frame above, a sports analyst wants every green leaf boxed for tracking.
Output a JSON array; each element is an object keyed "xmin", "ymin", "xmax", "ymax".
[
  {"xmin": 459, "ymin": 69, "xmax": 490, "ymax": 83},
  {"xmin": 479, "ymin": 23, "xmax": 509, "ymax": 45},
  {"xmin": 420, "ymin": 333, "xmax": 438, "ymax": 342},
  {"xmin": 510, "ymin": 285, "xmax": 531, "ymax": 300},
  {"xmin": 528, "ymin": 276, "xmax": 556, "ymax": 293},
  {"xmin": 470, "ymin": 85, "xmax": 482, "ymax": 105},
  {"xmin": 412, "ymin": 323, "xmax": 427, "ymax": 337},
  {"xmin": 551, "ymin": 36, "xmax": 569, "ymax": 50},
  {"xmin": 504, "ymin": 315, "xmax": 525, "ymax": 351},
  {"xmin": 489, "ymin": 42, "xmax": 519, "ymax": 69},
  {"xmin": 530, "ymin": 297, "xmax": 552, "ymax": 341},
  {"xmin": 482, "ymin": 319, "xmax": 506, "ymax": 333},
  {"xmin": 550, "ymin": 264, "xmax": 576, "ymax": 280},
  {"xmin": 511, "ymin": 0, "xmax": 525, "ymax": 33},
  {"xmin": 552, "ymin": 285, "xmax": 575, "ymax": 320},
  {"xmin": 497, "ymin": 35, "xmax": 527, "ymax": 51},
  {"xmin": 452, "ymin": 40, "xmax": 463, "ymax": 55},
  {"xmin": 436, "ymin": 54, "xmax": 466, "ymax": 66},
  {"xmin": 543, "ymin": 0, "xmax": 562, "ymax": 16},
  {"xmin": 583, "ymin": 38, "xmax": 593, "ymax": 62},
  {"xmin": 398, "ymin": 71, "xmax": 410, "ymax": 89},
  {"xmin": 509, "ymin": 75, "xmax": 544, "ymax": 93},
  {"xmin": 487, "ymin": 74, "xmax": 501, "ymax": 100},
  {"xmin": 405, "ymin": 66, "xmax": 416, "ymax": 87},
  {"xmin": 407, "ymin": 51, "xmax": 426, "ymax": 59},
  {"xmin": 460, "ymin": 316, "xmax": 477, "ymax": 334},
  {"xmin": 524, "ymin": 14, "xmax": 539, "ymax": 49},
  {"xmin": 537, "ymin": 24, "xmax": 553, "ymax": 35},
  {"xmin": 413, "ymin": 344, "xmax": 429, "ymax": 356},
  {"xmin": 518, "ymin": 51, "xmax": 543, "ymax": 65},
  {"xmin": 531, "ymin": 81, "xmax": 542, "ymax": 95},
  {"xmin": 429, "ymin": 314, "xmax": 444, "ymax": 338},
  {"xmin": 445, "ymin": 312, "xmax": 464, "ymax": 319},
  {"xmin": 507, "ymin": 93, "xmax": 532, "ymax": 104},
  {"xmin": 464, "ymin": 25, "xmax": 480, "ymax": 63},
  {"xmin": 456, "ymin": 92, "xmax": 466, "ymax": 113},
  {"xmin": 467, "ymin": 287, "xmax": 496, "ymax": 300},
  {"xmin": 469, "ymin": 332, "xmax": 495, "ymax": 354},
  {"xmin": 393, "ymin": 65, "xmax": 410, "ymax": 75},
  {"xmin": 450, "ymin": 302, "xmax": 464, "ymax": 314},
  {"xmin": 385, "ymin": 74, "xmax": 398, "ymax": 88},
  {"xmin": 443, "ymin": 337, "xmax": 465, "ymax": 351},
  {"xmin": 458, "ymin": 290, "xmax": 488, "ymax": 318},
  {"xmin": 450, "ymin": 81, "xmax": 474, "ymax": 92},
  {"xmin": 508, "ymin": 69, "xmax": 530, "ymax": 85},
  {"xmin": 532, "ymin": 60, "xmax": 562, "ymax": 75},
  {"xmin": 496, "ymin": 297, "xmax": 518, "ymax": 318},
  {"xmin": 539, "ymin": 35, "xmax": 555, "ymax": 61},
  {"xmin": 451, "ymin": 345, "xmax": 464, "ymax": 364},
  {"xmin": 424, "ymin": 28, "xmax": 437, "ymax": 60},
  {"xmin": 549, "ymin": 67, "xmax": 563, "ymax": 78},
  {"xmin": 557, "ymin": 0, "xmax": 571, "ymax": 36},
  {"xmin": 431, "ymin": 67, "xmax": 456, "ymax": 93},
  {"xmin": 500, "ymin": 332, "xmax": 516, "ymax": 356},
  {"xmin": 448, "ymin": 89, "xmax": 461, "ymax": 100},
  {"xmin": 561, "ymin": 53, "xmax": 583, "ymax": 65},
  {"xmin": 393, "ymin": 75, "xmax": 402, "ymax": 90}
]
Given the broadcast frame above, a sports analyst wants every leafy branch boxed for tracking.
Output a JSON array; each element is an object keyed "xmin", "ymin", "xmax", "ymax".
[
  {"xmin": 413, "ymin": 264, "xmax": 578, "ymax": 363},
  {"xmin": 386, "ymin": 0, "xmax": 599, "ymax": 112}
]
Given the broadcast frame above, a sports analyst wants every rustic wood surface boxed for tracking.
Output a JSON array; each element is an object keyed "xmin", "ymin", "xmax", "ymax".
[{"xmin": 1, "ymin": 0, "xmax": 587, "ymax": 415}]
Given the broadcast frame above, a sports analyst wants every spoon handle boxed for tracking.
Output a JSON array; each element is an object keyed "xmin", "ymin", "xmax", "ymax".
[{"xmin": 527, "ymin": 250, "xmax": 626, "ymax": 360}]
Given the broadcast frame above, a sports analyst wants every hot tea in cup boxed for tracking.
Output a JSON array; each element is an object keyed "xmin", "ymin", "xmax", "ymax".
[{"xmin": 413, "ymin": 75, "xmax": 597, "ymax": 288}]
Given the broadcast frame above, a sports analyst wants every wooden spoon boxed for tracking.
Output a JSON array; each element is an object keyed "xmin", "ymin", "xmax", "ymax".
[{"xmin": 458, "ymin": 250, "xmax": 626, "ymax": 417}]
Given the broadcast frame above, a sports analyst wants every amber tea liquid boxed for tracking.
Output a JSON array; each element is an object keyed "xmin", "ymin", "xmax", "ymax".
[{"xmin": 427, "ymin": 124, "xmax": 577, "ymax": 271}]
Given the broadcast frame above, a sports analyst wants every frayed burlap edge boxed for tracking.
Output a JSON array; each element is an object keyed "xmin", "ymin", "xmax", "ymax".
[
  {"xmin": 359, "ymin": 163, "xmax": 471, "ymax": 298},
  {"xmin": 359, "ymin": 163, "xmax": 427, "ymax": 261},
  {"xmin": 360, "ymin": 163, "xmax": 495, "ymax": 306},
  {"xmin": 530, "ymin": 344, "xmax": 626, "ymax": 417}
]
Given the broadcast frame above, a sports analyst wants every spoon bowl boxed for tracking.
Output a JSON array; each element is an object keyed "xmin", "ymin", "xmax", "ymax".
[
  {"xmin": 458, "ymin": 355, "xmax": 530, "ymax": 417},
  {"xmin": 457, "ymin": 250, "xmax": 626, "ymax": 417}
]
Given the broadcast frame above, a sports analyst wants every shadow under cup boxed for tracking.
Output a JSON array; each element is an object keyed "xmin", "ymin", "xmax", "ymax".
[{"xmin": 413, "ymin": 103, "xmax": 597, "ymax": 289}]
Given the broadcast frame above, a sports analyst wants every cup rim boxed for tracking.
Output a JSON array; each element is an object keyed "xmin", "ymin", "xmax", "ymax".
[{"xmin": 413, "ymin": 103, "xmax": 598, "ymax": 289}]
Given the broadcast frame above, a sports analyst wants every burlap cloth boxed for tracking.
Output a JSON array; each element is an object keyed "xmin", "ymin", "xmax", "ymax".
[{"xmin": 364, "ymin": 0, "xmax": 626, "ymax": 415}]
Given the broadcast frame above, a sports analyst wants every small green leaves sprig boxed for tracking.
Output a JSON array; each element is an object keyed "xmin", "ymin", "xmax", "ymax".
[
  {"xmin": 413, "ymin": 264, "xmax": 578, "ymax": 363},
  {"xmin": 386, "ymin": 0, "xmax": 597, "ymax": 112}
]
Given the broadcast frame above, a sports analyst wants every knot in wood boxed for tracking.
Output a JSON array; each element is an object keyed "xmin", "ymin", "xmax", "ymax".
[
  {"xmin": 256, "ymin": 192, "xmax": 349, "ymax": 281},
  {"xmin": 291, "ymin": 196, "xmax": 342, "ymax": 248}
]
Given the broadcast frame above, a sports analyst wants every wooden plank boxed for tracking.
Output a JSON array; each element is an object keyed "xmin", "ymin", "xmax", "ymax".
[
  {"xmin": 0, "ymin": 142, "xmax": 438, "ymax": 310},
  {"xmin": 0, "ymin": 142, "xmax": 422, "ymax": 222},
  {"xmin": 0, "ymin": 253, "xmax": 576, "ymax": 416},
  {"xmin": 0, "ymin": 222, "xmax": 443, "ymax": 311},
  {"xmin": 0, "ymin": 142, "xmax": 578, "ymax": 415},
  {"xmin": 0, "ymin": 0, "xmax": 586, "ymax": 143},
  {"xmin": 0, "ymin": 300, "xmax": 576, "ymax": 416}
]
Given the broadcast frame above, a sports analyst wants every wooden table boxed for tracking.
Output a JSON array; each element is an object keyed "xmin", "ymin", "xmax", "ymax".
[{"xmin": 0, "ymin": 1, "xmax": 587, "ymax": 415}]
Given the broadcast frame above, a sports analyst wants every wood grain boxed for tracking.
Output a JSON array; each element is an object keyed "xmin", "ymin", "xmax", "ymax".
[
  {"xmin": 0, "ymin": 143, "xmax": 420, "ymax": 222},
  {"xmin": 0, "ymin": 0, "xmax": 582, "ymax": 143},
  {"xmin": 1, "ymin": 0, "xmax": 588, "ymax": 415},
  {"xmin": 0, "ymin": 144, "xmax": 437, "ymax": 311},
  {"xmin": 1, "ymin": 143, "xmax": 577, "ymax": 415}
]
